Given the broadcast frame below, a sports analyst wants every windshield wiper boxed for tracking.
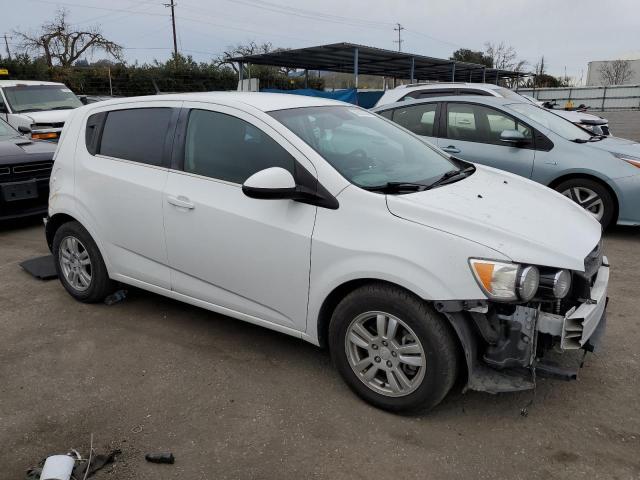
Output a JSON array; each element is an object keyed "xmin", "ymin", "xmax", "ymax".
[
  {"xmin": 588, "ymin": 135, "xmax": 606, "ymax": 142},
  {"xmin": 50, "ymin": 106, "xmax": 75, "ymax": 110},
  {"xmin": 15, "ymin": 108, "xmax": 45, "ymax": 113},
  {"xmin": 571, "ymin": 138, "xmax": 589, "ymax": 143},
  {"xmin": 425, "ymin": 166, "xmax": 475, "ymax": 189},
  {"xmin": 363, "ymin": 182, "xmax": 429, "ymax": 193}
]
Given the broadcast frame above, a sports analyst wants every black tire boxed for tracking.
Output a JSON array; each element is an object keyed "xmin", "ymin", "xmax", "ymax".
[
  {"xmin": 52, "ymin": 221, "xmax": 115, "ymax": 303},
  {"xmin": 329, "ymin": 283, "xmax": 458, "ymax": 413},
  {"xmin": 554, "ymin": 178, "xmax": 615, "ymax": 228}
]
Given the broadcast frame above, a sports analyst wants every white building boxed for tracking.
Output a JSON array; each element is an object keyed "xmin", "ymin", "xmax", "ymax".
[{"xmin": 587, "ymin": 59, "xmax": 640, "ymax": 86}]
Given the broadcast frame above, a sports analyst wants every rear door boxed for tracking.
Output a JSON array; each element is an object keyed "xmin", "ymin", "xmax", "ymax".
[
  {"xmin": 385, "ymin": 102, "xmax": 440, "ymax": 146},
  {"xmin": 437, "ymin": 102, "xmax": 535, "ymax": 178},
  {"xmin": 77, "ymin": 102, "xmax": 180, "ymax": 289}
]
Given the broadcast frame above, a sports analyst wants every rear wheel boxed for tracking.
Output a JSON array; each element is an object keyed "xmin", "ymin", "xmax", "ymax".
[
  {"xmin": 555, "ymin": 178, "xmax": 615, "ymax": 228},
  {"xmin": 329, "ymin": 283, "xmax": 458, "ymax": 413},
  {"xmin": 52, "ymin": 221, "xmax": 115, "ymax": 303}
]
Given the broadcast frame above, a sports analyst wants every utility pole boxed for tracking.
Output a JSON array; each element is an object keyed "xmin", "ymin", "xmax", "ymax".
[
  {"xmin": 164, "ymin": 0, "xmax": 178, "ymax": 58},
  {"xmin": 3, "ymin": 34, "xmax": 11, "ymax": 61},
  {"xmin": 393, "ymin": 23, "xmax": 404, "ymax": 52}
]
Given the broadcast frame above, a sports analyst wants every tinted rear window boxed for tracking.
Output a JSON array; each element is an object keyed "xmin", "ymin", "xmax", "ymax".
[{"xmin": 99, "ymin": 108, "xmax": 172, "ymax": 165}]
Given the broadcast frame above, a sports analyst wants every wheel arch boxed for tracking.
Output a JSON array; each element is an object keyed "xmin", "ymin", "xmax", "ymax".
[
  {"xmin": 45, "ymin": 213, "xmax": 78, "ymax": 250},
  {"xmin": 315, "ymin": 278, "xmax": 467, "ymax": 384},
  {"xmin": 548, "ymin": 172, "xmax": 619, "ymax": 224}
]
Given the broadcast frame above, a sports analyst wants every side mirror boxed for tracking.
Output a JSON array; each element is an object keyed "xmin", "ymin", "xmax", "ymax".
[
  {"xmin": 0, "ymin": 103, "xmax": 7, "ymax": 114},
  {"xmin": 79, "ymin": 96, "xmax": 89, "ymax": 105},
  {"xmin": 18, "ymin": 125, "xmax": 32, "ymax": 135},
  {"xmin": 500, "ymin": 130, "xmax": 528, "ymax": 145},
  {"xmin": 242, "ymin": 167, "xmax": 297, "ymax": 200},
  {"xmin": 243, "ymin": 166, "xmax": 340, "ymax": 209}
]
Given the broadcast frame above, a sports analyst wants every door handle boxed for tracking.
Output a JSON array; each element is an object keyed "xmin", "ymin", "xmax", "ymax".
[
  {"xmin": 442, "ymin": 145, "xmax": 461, "ymax": 154},
  {"xmin": 167, "ymin": 195, "xmax": 195, "ymax": 210}
]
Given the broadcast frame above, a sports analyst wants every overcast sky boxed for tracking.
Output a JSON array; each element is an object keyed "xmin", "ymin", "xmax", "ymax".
[{"xmin": 4, "ymin": 0, "xmax": 639, "ymax": 83}]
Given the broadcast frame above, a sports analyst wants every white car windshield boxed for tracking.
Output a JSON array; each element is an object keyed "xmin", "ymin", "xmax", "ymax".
[
  {"xmin": 508, "ymin": 103, "xmax": 593, "ymax": 141},
  {"xmin": 3, "ymin": 85, "xmax": 83, "ymax": 113},
  {"xmin": 270, "ymin": 106, "xmax": 460, "ymax": 189}
]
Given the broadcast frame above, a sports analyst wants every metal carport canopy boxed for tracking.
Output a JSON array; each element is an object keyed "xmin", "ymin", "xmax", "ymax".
[{"xmin": 229, "ymin": 42, "xmax": 529, "ymax": 84}]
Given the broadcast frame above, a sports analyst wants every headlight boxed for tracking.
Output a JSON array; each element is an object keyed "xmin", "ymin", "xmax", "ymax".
[
  {"xmin": 517, "ymin": 266, "xmax": 540, "ymax": 302},
  {"xmin": 539, "ymin": 269, "xmax": 572, "ymax": 299},
  {"xmin": 612, "ymin": 152, "xmax": 640, "ymax": 168},
  {"xmin": 469, "ymin": 259, "xmax": 539, "ymax": 302}
]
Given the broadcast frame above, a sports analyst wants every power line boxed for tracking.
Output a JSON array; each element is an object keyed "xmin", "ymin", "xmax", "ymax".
[{"xmin": 393, "ymin": 23, "xmax": 404, "ymax": 52}]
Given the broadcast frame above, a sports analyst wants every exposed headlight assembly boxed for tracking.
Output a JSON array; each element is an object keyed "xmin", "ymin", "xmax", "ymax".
[
  {"xmin": 469, "ymin": 259, "xmax": 539, "ymax": 302},
  {"xmin": 539, "ymin": 269, "xmax": 572, "ymax": 299},
  {"xmin": 612, "ymin": 152, "xmax": 640, "ymax": 168}
]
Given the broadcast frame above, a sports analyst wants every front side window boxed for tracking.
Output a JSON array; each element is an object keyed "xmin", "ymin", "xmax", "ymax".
[
  {"xmin": 446, "ymin": 103, "xmax": 532, "ymax": 145},
  {"xmin": 2, "ymin": 85, "xmax": 82, "ymax": 113},
  {"xmin": 508, "ymin": 103, "xmax": 592, "ymax": 141},
  {"xmin": 270, "ymin": 106, "xmax": 457, "ymax": 189},
  {"xmin": 184, "ymin": 109, "xmax": 295, "ymax": 184},
  {"xmin": 99, "ymin": 108, "xmax": 172, "ymax": 165},
  {"xmin": 392, "ymin": 103, "xmax": 437, "ymax": 137}
]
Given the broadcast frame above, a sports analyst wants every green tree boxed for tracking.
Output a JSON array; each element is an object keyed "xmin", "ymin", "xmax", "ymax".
[{"xmin": 450, "ymin": 48, "xmax": 492, "ymax": 67}]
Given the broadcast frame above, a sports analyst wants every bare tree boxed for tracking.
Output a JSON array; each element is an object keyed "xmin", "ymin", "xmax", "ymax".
[
  {"xmin": 484, "ymin": 41, "xmax": 527, "ymax": 72},
  {"xmin": 14, "ymin": 9, "xmax": 122, "ymax": 67},
  {"xmin": 216, "ymin": 41, "xmax": 275, "ymax": 74},
  {"xmin": 598, "ymin": 60, "xmax": 632, "ymax": 86}
]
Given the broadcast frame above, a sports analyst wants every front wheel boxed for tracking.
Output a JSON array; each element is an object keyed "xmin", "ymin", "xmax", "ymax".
[
  {"xmin": 329, "ymin": 283, "xmax": 458, "ymax": 413},
  {"xmin": 555, "ymin": 178, "xmax": 615, "ymax": 228}
]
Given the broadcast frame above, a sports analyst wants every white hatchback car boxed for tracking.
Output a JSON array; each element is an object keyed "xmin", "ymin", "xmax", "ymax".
[{"xmin": 47, "ymin": 93, "xmax": 609, "ymax": 412}]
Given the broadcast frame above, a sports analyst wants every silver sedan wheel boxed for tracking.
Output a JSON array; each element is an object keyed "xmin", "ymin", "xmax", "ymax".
[
  {"xmin": 59, "ymin": 236, "xmax": 92, "ymax": 292},
  {"xmin": 562, "ymin": 186, "xmax": 604, "ymax": 221},
  {"xmin": 345, "ymin": 311, "xmax": 426, "ymax": 397}
]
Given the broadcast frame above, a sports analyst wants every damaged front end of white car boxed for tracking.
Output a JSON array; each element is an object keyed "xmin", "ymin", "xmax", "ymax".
[{"xmin": 435, "ymin": 240, "xmax": 608, "ymax": 393}]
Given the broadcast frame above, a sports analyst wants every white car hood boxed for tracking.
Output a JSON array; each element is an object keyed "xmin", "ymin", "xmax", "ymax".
[
  {"xmin": 386, "ymin": 165, "xmax": 601, "ymax": 271},
  {"xmin": 16, "ymin": 109, "xmax": 74, "ymax": 124}
]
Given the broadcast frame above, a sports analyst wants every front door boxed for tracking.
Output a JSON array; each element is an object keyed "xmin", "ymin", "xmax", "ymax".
[
  {"xmin": 163, "ymin": 103, "xmax": 316, "ymax": 331},
  {"xmin": 437, "ymin": 102, "xmax": 535, "ymax": 178}
]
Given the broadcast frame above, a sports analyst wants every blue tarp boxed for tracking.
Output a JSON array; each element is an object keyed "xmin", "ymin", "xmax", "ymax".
[{"xmin": 261, "ymin": 88, "xmax": 358, "ymax": 105}]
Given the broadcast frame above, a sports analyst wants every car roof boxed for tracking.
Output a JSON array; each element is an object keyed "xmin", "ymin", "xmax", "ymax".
[
  {"xmin": 0, "ymin": 80, "xmax": 67, "ymax": 87},
  {"xmin": 394, "ymin": 82, "xmax": 502, "ymax": 91},
  {"xmin": 87, "ymin": 91, "xmax": 347, "ymax": 112},
  {"xmin": 372, "ymin": 95, "xmax": 524, "ymax": 112}
]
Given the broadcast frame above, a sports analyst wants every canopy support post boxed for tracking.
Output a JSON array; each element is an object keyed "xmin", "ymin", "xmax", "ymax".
[
  {"xmin": 410, "ymin": 57, "xmax": 415, "ymax": 83},
  {"xmin": 353, "ymin": 47, "xmax": 359, "ymax": 89}
]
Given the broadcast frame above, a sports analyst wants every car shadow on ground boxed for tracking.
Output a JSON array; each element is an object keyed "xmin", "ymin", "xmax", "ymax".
[
  {"xmin": 606, "ymin": 225, "xmax": 639, "ymax": 240},
  {"xmin": 0, "ymin": 216, "xmax": 44, "ymax": 233},
  {"xmin": 108, "ymin": 285, "xmax": 572, "ymax": 420}
]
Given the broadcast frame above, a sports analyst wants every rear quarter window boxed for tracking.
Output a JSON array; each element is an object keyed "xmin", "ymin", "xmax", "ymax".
[{"xmin": 98, "ymin": 108, "xmax": 173, "ymax": 166}]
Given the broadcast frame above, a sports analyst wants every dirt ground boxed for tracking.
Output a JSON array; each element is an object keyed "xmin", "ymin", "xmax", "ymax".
[{"xmin": 1, "ymin": 218, "xmax": 639, "ymax": 480}]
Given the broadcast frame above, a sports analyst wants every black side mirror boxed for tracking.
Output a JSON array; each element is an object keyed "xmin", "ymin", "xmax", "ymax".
[
  {"xmin": 0, "ymin": 103, "xmax": 7, "ymax": 114},
  {"xmin": 79, "ymin": 96, "xmax": 89, "ymax": 105},
  {"xmin": 500, "ymin": 130, "xmax": 529, "ymax": 146},
  {"xmin": 18, "ymin": 125, "xmax": 32, "ymax": 135}
]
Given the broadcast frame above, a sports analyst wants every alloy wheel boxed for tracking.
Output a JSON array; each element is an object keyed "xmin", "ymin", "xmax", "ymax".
[
  {"xmin": 562, "ymin": 186, "xmax": 604, "ymax": 221},
  {"xmin": 59, "ymin": 236, "xmax": 92, "ymax": 292},
  {"xmin": 345, "ymin": 311, "xmax": 426, "ymax": 397}
]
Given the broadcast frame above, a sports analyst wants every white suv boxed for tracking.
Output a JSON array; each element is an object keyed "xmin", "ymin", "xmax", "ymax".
[
  {"xmin": 375, "ymin": 82, "xmax": 611, "ymax": 135},
  {"xmin": 47, "ymin": 93, "xmax": 609, "ymax": 412}
]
